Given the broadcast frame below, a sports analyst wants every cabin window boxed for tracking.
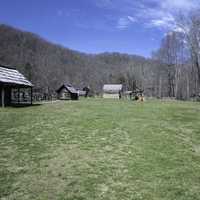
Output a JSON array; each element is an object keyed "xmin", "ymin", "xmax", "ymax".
[{"xmin": 11, "ymin": 88, "xmax": 31, "ymax": 103}]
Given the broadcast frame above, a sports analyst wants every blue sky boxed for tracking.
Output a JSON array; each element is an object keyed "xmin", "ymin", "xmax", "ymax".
[{"xmin": 0, "ymin": 0, "xmax": 199, "ymax": 57}]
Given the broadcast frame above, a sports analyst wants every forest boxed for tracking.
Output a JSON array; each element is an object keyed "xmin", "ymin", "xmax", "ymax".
[{"xmin": 0, "ymin": 10, "xmax": 200, "ymax": 100}]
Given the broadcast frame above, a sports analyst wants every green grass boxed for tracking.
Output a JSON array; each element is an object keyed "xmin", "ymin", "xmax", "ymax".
[{"xmin": 1, "ymin": 99, "xmax": 200, "ymax": 200}]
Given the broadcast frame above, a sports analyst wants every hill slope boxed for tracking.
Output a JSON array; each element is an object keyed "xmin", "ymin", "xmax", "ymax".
[{"xmin": 0, "ymin": 24, "xmax": 159, "ymax": 95}]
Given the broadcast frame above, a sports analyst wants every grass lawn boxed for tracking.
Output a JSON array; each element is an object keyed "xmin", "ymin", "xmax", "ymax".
[{"xmin": 0, "ymin": 99, "xmax": 200, "ymax": 200}]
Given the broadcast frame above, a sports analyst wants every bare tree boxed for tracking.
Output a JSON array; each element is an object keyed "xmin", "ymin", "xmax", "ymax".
[{"xmin": 176, "ymin": 11, "xmax": 200, "ymax": 94}]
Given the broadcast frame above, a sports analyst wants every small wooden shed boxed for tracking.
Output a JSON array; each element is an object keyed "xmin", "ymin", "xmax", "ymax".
[
  {"xmin": 56, "ymin": 84, "xmax": 78, "ymax": 100},
  {"xmin": 0, "ymin": 65, "xmax": 33, "ymax": 107},
  {"xmin": 103, "ymin": 84, "xmax": 123, "ymax": 99}
]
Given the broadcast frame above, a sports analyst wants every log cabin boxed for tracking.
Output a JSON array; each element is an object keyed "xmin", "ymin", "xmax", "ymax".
[
  {"xmin": 0, "ymin": 65, "xmax": 33, "ymax": 107},
  {"xmin": 56, "ymin": 84, "xmax": 78, "ymax": 100},
  {"xmin": 103, "ymin": 84, "xmax": 123, "ymax": 99}
]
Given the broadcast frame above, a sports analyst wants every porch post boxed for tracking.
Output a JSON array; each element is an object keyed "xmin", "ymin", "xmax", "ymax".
[
  {"xmin": 1, "ymin": 87, "xmax": 5, "ymax": 108},
  {"xmin": 30, "ymin": 87, "xmax": 33, "ymax": 105},
  {"xmin": 18, "ymin": 88, "xmax": 20, "ymax": 104}
]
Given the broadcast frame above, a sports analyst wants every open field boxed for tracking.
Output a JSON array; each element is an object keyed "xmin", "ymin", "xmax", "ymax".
[{"xmin": 1, "ymin": 99, "xmax": 200, "ymax": 200}]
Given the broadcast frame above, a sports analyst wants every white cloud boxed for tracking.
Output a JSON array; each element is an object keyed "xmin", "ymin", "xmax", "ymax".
[
  {"xmin": 117, "ymin": 16, "xmax": 137, "ymax": 30},
  {"xmin": 127, "ymin": 16, "xmax": 136, "ymax": 23},
  {"xmin": 149, "ymin": 14, "xmax": 176, "ymax": 29},
  {"xmin": 93, "ymin": 0, "xmax": 200, "ymax": 31},
  {"xmin": 137, "ymin": 0, "xmax": 200, "ymax": 30},
  {"xmin": 151, "ymin": 19, "xmax": 172, "ymax": 28},
  {"xmin": 160, "ymin": 0, "xmax": 199, "ymax": 11},
  {"xmin": 117, "ymin": 17, "xmax": 130, "ymax": 29}
]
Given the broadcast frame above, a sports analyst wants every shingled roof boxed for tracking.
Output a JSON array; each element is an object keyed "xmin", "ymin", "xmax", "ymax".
[
  {"xmin": 0, "ymin": 65, "xmax": 33, "ymax": 87},
  {"xmin": 56, "ymin": 84, "xmax": 78, "ymax": 94}
]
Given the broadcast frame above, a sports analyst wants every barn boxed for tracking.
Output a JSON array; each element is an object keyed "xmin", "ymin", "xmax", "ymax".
[
  {"xmin": 103, "ymin": 84, "xmax": 123, "ymax": 99},
  {"xmin": 0, "ymin": 65, "xmax": 33, "ymax": 107},
  {"xmin": 56, "ymin": 84, "xmax": 78, "ymax": 100}
]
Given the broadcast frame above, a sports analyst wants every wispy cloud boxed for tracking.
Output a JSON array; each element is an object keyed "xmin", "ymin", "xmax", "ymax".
[
  {"xmin": 94, "ymin": 0, "xmax": 200, "ymax": 31},
  {"xmin": 56, "ymin": 8, "xmax": 80, "ymax": 18},
  {"xmin": 135, "ymin": 0, "xmax": 200, "ymax": 30},
  {"xmin": 160, "ymin": 0, "xmax": 199, "ymax": 11},
  {"xmin": 117, "ymin": 16, "xmax": 136, "ymax": 30},
  {"xmin": 144, "ymin": 11, "xmax": 176, "ymax": 30},
  {"xmin": 127, "ymin": 16, "xmax": 136, "ymax": 23}
]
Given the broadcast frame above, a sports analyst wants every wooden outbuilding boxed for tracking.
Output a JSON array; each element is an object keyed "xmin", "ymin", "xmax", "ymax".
[
  {"xmin": 56, "ymin": 84, "xmax": 78, "ymax": 100},
  {"xmin": 103, "ymin": 84, "xmax": 123, "ymax": 99},
  {"xmin": 77, "ymin": 90, "xmax": 86, "ymax": 97},
  {"xmin": 0, "ymin": 65, "xmax": 33, "ymax": 107}
]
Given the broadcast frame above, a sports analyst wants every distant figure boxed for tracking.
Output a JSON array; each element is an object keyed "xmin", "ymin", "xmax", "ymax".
[
  {"xmin": 135, "ymin": 95, "xmax": 139, "ymax": 101},
  {"xmin": 129, "ymin": 92, "xmax": 132, "ymax": 100},
  {"xmin": 83, "ymin": 86, "xmax": 90, "ymax": 98},
  {"xmin": 119, "ymin": 91, "xmax": 122, "ymax": 99}
]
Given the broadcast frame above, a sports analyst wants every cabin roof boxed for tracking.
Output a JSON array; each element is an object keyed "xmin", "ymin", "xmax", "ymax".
[
  {"xmin": 0, "ymin": 65, "xmax": 33, "ymax": 87},
  {"xmin": 56, "ymin": 84, "xmax": 78, "ymax": 94},
  {"xmin": 103, "ymin": 84, "xmax": 123, "ymax": 92}
]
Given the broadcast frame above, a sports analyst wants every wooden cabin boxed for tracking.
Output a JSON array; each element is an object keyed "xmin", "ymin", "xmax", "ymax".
[
  {"xmin": 77, "ymin": 90, "xmax": 86, "ymax": 97},
  {"xmin": 56, "ymin": 84, "xmax": 78, "ymax": 100},
  {"xmin": 103, "ymin": 84, "xmax": 123, "ymax": 99},
  {"xmin": 78, "ymin": 86, "xmax": 90, "ymax": 98},
  {"xmin": 0, "ymin": 65, "xmax": 33, "ymax": 107}
]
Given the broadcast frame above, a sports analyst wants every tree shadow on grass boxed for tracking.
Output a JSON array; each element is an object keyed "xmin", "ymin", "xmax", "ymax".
[{"xmin": 10, "ymin": 103, "xmax": 42, "ymax": 108}]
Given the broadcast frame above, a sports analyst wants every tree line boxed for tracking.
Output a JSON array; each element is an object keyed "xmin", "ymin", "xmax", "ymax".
[{"xmin": 152, "ymin": 10, "xmax": 200, "ymax": 100}]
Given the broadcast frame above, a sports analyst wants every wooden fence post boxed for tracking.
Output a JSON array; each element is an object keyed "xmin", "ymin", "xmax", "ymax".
[{"xmin": 1, "ymin": 87, "xmax": 5, "ymax": 108}]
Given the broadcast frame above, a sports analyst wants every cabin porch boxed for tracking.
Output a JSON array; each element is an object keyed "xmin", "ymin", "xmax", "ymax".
[{"xmin": 0, "ymin": 84, "xmax": 33, "ymax": 107}]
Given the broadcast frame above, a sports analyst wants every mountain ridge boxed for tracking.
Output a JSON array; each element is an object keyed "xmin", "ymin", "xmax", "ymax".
[{"xmin": 0, "ymin": 24, "xmax": 157, "ymax": 95}]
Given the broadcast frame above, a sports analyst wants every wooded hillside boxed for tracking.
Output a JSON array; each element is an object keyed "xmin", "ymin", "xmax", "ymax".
[
  {"xmin": 0, "ymin": 23, "xmax": 199, "ymax": 99},
  {"xmin": 0, "ymin": 25, "xmax": 161, "ymax": 96}
]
